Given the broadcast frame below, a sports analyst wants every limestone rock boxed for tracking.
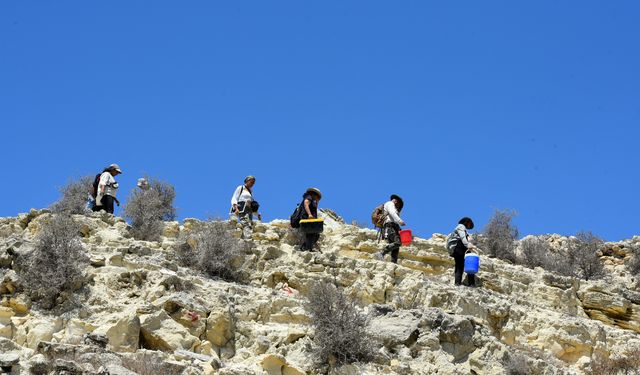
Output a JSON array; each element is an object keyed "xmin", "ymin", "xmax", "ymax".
[
  {"xmin": 139, "ymin": 310, "xmax": 199, "ymax": 352},
  {"xmin": 94, "ymin": 314, "xmax": 140, "ymax": 352}
]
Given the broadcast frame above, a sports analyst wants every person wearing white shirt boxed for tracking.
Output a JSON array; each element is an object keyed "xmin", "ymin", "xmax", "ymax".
[
  {"xmin": 230, "ymin": 176, "xmax": 262, "ymax": 240},
  {"xmin": 379, "ymin": 194, "xmax": 406, "ymax": 263},
  {"xmin": 94, "ymin": 164, "xmax": 122, "ymax": 214}
]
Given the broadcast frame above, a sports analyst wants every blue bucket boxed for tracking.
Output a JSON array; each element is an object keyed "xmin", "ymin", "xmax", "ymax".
[{"xmin": 464, "ymin": 253, "xmax": 480, "ymax": 274}]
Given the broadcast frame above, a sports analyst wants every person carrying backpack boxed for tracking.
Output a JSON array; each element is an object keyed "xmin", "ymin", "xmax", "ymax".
[
  {"xmin": 298, "ymin": 188, "xmax": 322, "ymax": 251},
  {"xmin": 448, "ymin": 217, "xmax": 477, "ymax": 287},
  {"xmin": 378, "ymin": 194, "xmax": 406, "ymax": 263},
  {"xmin": 93, "ymin": 164, "xmax": 122, "ymax": 214},
  {"xmin": 230, "ymin": 176, "xmax": 262, "ymax": 240}
]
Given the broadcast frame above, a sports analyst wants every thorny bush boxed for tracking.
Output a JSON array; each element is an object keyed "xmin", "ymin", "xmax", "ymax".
[
  {"xmin": 124, "ymin": 178, "xmax": 176, "ymax": 241},
  {"xmin": 480, "ymin": 209, "xmax": 519, "ymax": 262},
  {"xmin": 307, "ymin": 280, "xmax": 375, "ymax": 366},
  {"xmin": 177, "ymin": 220, "xmax": 243, "ymax": 282},
  {"xmin": 50, "ymin": 176, "xmax": 94, "ymax": 215},
  {"xmin": 15, "ymin": 214, "xmax": 88, "ymax": 310},
  {"xmin": 568, "ymin": 231, "xmax": 606, "ymax": 281}
]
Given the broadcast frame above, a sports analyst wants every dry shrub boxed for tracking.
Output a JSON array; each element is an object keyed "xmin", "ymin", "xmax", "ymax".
[
  {"xmin": 121, "ymin": 352, "xmax": 181, "ymax": 375},
  {"xmin": 124, "ymin": 178, "xmax": 176, "ymax": 241},
  {"xmin": 626, "ymin": 247, "xmax": 640, "ymax": 280},
  {"xmin": 585, "ymin": 348, "xmax": 640, "ymax": 375},
  {"xmin": 503, "ymin": 351, "xmax": 532, "ymax": 375},
  {"xmin": 307, "ymin": 280, "xmax": 374, "ymax": 366},
  {"xmin": 15, "ymin": 214, "xmax": 88, "ymax": 310},
  {"xmin": 51, "ymin": 176, "xmax": 93, "ymax": 214},
  {"xmin": 177, "ymin": 220, "xmax": 243, "ymax": 282},
  {"xmin": 480, "ymin": 209, "xmax": 519, "ymax": 262},
  {"xmin": 519, "ymin": 237, "xmax": 573, "ymax": 277},
  {"xmin": 568, "ymin": 231, "xmax": 606, "ymax": 281}
]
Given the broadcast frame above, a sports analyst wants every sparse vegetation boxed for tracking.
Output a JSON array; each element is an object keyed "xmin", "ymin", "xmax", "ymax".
[
  {"xmin": 519, "ymin": 237, "xmax": 550, "ymax": 269},
  {"xmin": 14, "ymin": 214, "xmax": 88, "ymax": 310},
  {"xmin": 177, "ymin": 220, "xmax": 243, "ymax": 282},
  {"xmin": 124, "ymin": 178, "xmax": 176, "ymax": 241},
  {"xmin": 503, "ymin": 351, "xmax": 532, "ymax": 375},
  {"xmin": 50, "ymin": 176, "xmax": 93, "ymax": 214},
  {"xmin": 627, "ymin": 247, "xmax": 640, "ymax": 280},
  {"xmin": 568, "ymin": 231, "xmax": 606, "ymax": 281},
  {"xmin": 518, "ymin": 237, "xmax": 573, "ymax": 277},
  {"xmin": 480, "ymin": 209, "xmax": 519, "ymax": 262},
  {"xmin": 307, "ymin": 280, "xmax": 374, "ymax": 366},
  {"xmin": 585, "ymin": 348, "xmax": 640, "ymax": 375},
  {"xmin": 122, "ymin": 352, "xmax": 181, "ymax": 375}
]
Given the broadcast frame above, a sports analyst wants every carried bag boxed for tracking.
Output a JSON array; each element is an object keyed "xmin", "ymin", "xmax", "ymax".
[
  {"xmin": 233, "ymin": 186, "xmax": 260, "ymax": 213},
  {"xmin": 371, "ymin": 204, "xmax": 386, "ymax": 228},
  {"xmin": 290, "ymin": 200, "xmax": 305, "ymax": 228},
  {"xmin": 91, "ymin": 173, "xmax": 102, "ymax": 198},
  {"xmin": 445, "ymin": 229, "xmax": 461, "ymax": 257}
]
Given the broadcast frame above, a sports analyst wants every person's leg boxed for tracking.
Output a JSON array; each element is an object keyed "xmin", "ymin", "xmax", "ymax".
[
  {"xmin": 386, "ymin": 225, "xmax": 401, "ymax": 263},
  {"xmin": 454, "ymin": 254, "xmax": 464, "ymax": 285},
  {"xmin": 310, "ymin": 233, "xmax": 320, "ymax": 250},
  {"xmin": 239, "ymin": 212, "xmax": 253, "ymax": 240},
  {"xmin": 101, "ymin": 195, "xmax": 114, "ymax": 214},
  {"xmin": 303, "ymin": 233, "xmax": 314, "ymax": 251},
  {"xmin": 467, "ymin": 273, "xmax": 476, "ymax": 287}
]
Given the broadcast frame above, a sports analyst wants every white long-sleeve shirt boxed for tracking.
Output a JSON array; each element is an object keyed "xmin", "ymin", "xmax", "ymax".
[
  {"xmin": 454, "ymin": 223, "xmax": 471, "ymax": 248},
  {"xmin": 95, "ymin": 172, "xmax": 118, "ymax": 205},
  {"xmin": 230, "ymin": 185, "xmax": 253, "ymax": 206},
  {"xmin": 383, "ymin": 201, "xmax": 402, "ymax": 225}
]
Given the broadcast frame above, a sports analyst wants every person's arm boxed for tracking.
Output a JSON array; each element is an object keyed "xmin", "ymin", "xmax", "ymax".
[
  {"xmin": 385, "ymin": 202, "xmax": 405, "ymax": 225},
  {"xmin": 457, "ymin": 226, "xmax": 472, "ymax": 248},
  {"xmin": 231, "ymin": 186, "xmax": 242, "ymax": 213},
  {"xmin": 304, "ymin": 199, "xmax": 314, "ymax": 218},
  {"xmin": 98, "ymin": 173, "xmax": 109, "ymax": 195}
]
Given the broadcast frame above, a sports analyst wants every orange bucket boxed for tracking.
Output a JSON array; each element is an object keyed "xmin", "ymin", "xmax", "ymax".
[{"xmin": 399, "ymin": 230, "xmax": 412, "ymax": 246}]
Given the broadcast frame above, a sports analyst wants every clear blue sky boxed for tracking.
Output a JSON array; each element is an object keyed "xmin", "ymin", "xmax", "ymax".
[{"xmin": 1, "ymin": 2, "xmax": 638, "ymax": 241}]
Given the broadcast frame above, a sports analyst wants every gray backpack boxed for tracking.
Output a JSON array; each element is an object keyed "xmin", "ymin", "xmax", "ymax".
[{"xmin": 445, "ymin": 230, "xmax": 461, "ymax": 256}]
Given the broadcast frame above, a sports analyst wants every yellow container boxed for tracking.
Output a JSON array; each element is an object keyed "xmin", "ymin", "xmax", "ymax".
[{"xmin": 299, "ymin": 218, "xmax": 324, "ymax": 234}]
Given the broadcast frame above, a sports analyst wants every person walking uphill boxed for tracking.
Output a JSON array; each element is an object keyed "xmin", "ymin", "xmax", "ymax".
[
  {"xmin": 230, "ymin": 176, "xmax": 262, "ymax": 240},
  {"xmin": 299, "ymin": 188, "xmax": 322, "ymax": 251},
  {"xmin": 448, "ymin": 217, "xmax": 477, "ymax": 287},
  {"xmin": 93, "ymin": 164, "xmax": 122, "ymax": 214},
  {"xmin": 379, "ymin": 195, "xmax": 406, "ymax": 263}
]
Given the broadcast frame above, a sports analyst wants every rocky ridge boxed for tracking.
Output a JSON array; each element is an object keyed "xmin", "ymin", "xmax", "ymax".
[{"xmin": 0, "ymin": 209, "xmax": 639, "ymax": 374}]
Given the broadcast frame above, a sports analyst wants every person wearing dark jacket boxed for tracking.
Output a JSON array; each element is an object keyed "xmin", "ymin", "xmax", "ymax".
[
  {"xmin": 452, "ymin": 217, "xmax": 476, "ymax": 286},
  {"xmin": 300, "ymin": 188, "xmax": 322, "ymax": 251}
]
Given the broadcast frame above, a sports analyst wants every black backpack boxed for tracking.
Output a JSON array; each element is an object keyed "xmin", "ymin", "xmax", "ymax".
[
  {"xmin": 91, "ymin": 173, "xmax": 102, "ymax": 198},
  {"xmin": 290, "ymin": 201, "xmax": 305, "ymax": 228}
]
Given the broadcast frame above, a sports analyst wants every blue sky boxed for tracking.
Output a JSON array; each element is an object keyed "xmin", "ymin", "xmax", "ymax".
[{"xmin": 1, "ymin": 1, "xmax": 638, "ymax": 241}]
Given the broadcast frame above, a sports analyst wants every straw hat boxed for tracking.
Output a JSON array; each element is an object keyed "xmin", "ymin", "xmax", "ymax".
[
  {"xmin": 244, "ymin": 175, "xmax": 256, "ymax": 183},
  {"xmin": 306, "ymin": 187, "xmax": 322, "ymax": 199}
]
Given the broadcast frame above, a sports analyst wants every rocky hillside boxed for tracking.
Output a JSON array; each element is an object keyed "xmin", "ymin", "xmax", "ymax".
[{"xmin": 1, "ymin": 209, "xmax": 639, "ymax": 374}]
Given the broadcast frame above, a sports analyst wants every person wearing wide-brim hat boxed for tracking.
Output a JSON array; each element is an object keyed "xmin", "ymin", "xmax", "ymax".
[
  {"xmin": 94, "ymin": 164, "xmax": 122, "ymax": 214},
  {"xmin": 299, "ymin": 187, "xmax": 322, "ymax": 251},
  {"xmin": 451, "ymin": 217, "xmax": 477, "ymax": 287},
  {"xmin": 378, "ymin": 194, "xmax": 406, "ymax": 263},
  {"xmin": 230, "ymin": 175, "xmax": 262, "ymax": 240}
]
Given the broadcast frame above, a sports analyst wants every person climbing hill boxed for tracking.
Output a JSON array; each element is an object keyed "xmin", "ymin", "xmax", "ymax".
[
  {"xmin": 298, "ymin": 188, "xmax": 322, "ymax": 252},
  {"xmin": 93, "ymin": 164, "xmax": 122, "ymax": 214},
  {"xmin": 447, "ymin": 217, "xmax": 477, "ymax": 287},
  {"xmin": 378, "ymin": 194, "xmax": 406, "ymax": 264},
  {"xmin": 230, "ymin": 176, "xmax": 262, "ymax": 240}
]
